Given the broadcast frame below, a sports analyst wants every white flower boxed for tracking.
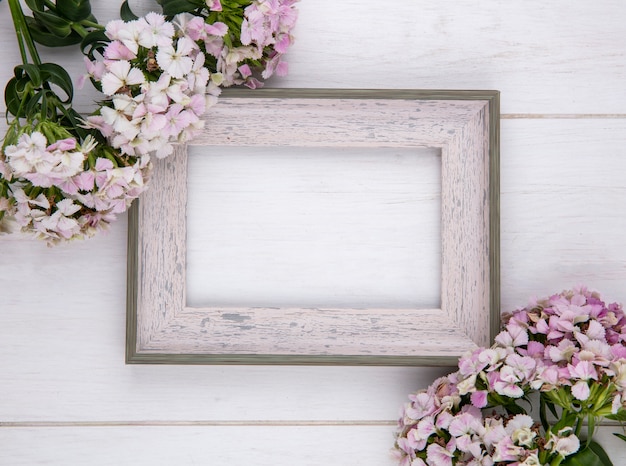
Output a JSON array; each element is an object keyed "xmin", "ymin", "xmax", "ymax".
[
  {"xmin": 505, "ymin": 415, "xmax": 536, "ymax": 447},
  {"xmin": 156, "ymin": 37, "xmax": 195, "ymax": 79},
  {"xmin": 101, "ymin": 60, "xmax": 145, "ymax": 96},
  {"xmin": 520, "ymin": 453, "xmax": 541, "ymax": 465},
  {"xmin": 115, "ymin": 20, "xmax": 142, "ymax": 55},
  {"xmin": 137, "ymin": 12, "xmax": 174, "ymax": 48},
  {"xmin": 5, "ymin": 132, "xmax": 50, "ymax": 176},
  {"xmin": 187, "ymin": 52, "xmax": 210, "ymax": 94},
  {"xmin": 37, "ymin": 198, "xmax": 82, "ymax": 239},
  {"xmin": 553, "ymin": 435, "xmax": 580, "ymax": 457},
  {"xmin": 456, "ymin": 374, "xmax": 477, "ymax": 396}
]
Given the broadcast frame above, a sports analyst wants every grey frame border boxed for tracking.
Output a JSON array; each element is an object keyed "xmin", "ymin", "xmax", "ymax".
[{"xmin": 126, "ymin": 88, "xmax": 500, "ymax": 366}]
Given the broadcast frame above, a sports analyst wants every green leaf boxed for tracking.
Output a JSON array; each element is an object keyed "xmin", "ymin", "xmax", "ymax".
[
  {"xmin": 614, "ymin": 433, "xmax": 626, "ymax": 442},
  {"xmin": 32, "ymin": 10, "xmax": 73, "ymax": 38},
  {"xmin": 503, "ymin": 402, "xmax": 526, "ymax": 416},
  {"xmin": 55, "ymin": 0, "xmax": 92, "ymax": 22},
  {"xmin": 540, "ymin": 396, "xmax": 552, "ymax": 431},
  {"xmin": 24, "ymin": 90, "xmax": 45, "ymax": 117},
  {"xmin": 16, "ymin": 63, "xmax": 42, "ymax": 87},
  {"xmin": 606, "ymin": 409, "xmax": 626, "ymax": 422},
  {"xmin": 120, "ymin": 1, "xmax": 139, "ymax": 21},
  {"xmin": 552, "ymin": 411, "xmax": 579, "ymax": 433},
  {"xmin": 562, "ymin": 443, "xmax": 614, "ymax": 466},
  {"xmin": 39, "ymin": 63, "xmax": 74, "ymax": 102},
  {"xmin": 156, "ymin": 0, "xmax": 204, "ymax": 16},
  {"xmin": 24, "ymin": 0, "xmax": 45, "ymax": 12},
  {"xmin": 25, "ymin": 16, "xmax": 83, "ymax": 47},
  {"xmin": 588, "ymin": 441, "xmax": 615, "ymax": 466},
  {"xmin": 80, "ymin": 29, "xmax": 109, "ymax": 58},
  {"xmin": 587, "ymin": 415, "xmax": 596, "ymax": 447},
  {"xmin": 4, "ymin": 78, "xmax": 24, "ymax": 117}
]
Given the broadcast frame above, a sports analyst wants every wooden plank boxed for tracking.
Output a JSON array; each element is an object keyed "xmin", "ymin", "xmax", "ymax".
[
  {"xmin": 500, "ymin": 118, "xmax": 626, "ymax": 311},
  {"xmin": 0, "ymin": 1, "xmax": 624, "ymax": 117},
  {"xmin": 0, "ymin": 0, "xmax": 624, "ymax": 464},
  {"xmin": 1, "ymin": 119, "xmax": 624, "ymax": 421},
  {"xmin": 281, "ymin": 0, "xmax": 626, "ymax": 114},
  {"xmin": 0, "ymin": 425, "xmax": 624, "ymax": 466}
]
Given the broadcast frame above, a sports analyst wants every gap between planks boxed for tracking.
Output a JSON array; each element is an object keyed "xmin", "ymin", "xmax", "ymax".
[
  {"xmin": 0, "ymin": 420, "xmax": 396, "ymax": 428},
  {"xmin": 2, "ymin": 419, "xmax": 621, "ymax": 428},
  {"xmin": 501, "ymin": 114, "xmax": 626, "ymax": 119}
]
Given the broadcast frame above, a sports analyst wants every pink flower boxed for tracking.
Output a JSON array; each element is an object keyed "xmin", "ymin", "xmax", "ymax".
[
  {"xmin": 492, "ymin": 436, "xmax": 523, "ymax": 462},
  {"xmin": 448, "ymin": 411, "xmax": 482, "ymax": 437},
  {"xmin": 482, "ymin": 417, "xmax": 507, "ymax": 448},
  {"xmin": 46, "ymin": 138, "xmax": 76, "ymax": 152},
  {"xmin": 505, "ymin": 353, "xmax": 536, "ymax": 381},
  {"xmin": 207, "ymin": 0, "xmax": 222, "ymax": 10},
  {"xmin": 435, "ymin": 410, "xmax": 454, "ymax": 430},
  {"xmin": 611, "ymin": 344, "xmax": 626, "ymax": 360},
  {"xmin": 163, "ymin": 104, "xmax": 194, "ymax": 137},
  {"xmin": 73, "ymin": 171, "xmax": 95, "ymax": 191},
  {"xmin": 489, "ymin": 367, "xmax": 525, "ymax": 398},
  {"xmin": 183, "ymin": 16, "xmax": 210, "ymax": 41},
  {"xmin": 568, "ymin": 360, "xmax": 598, "ymax": 381},
  {"xmin": 518, "ymin": 340, "xmax": 545, "ymax": 359},
  {"xmin": 103, "ymin": 40, "xmax": 136, "ymax": 61},
  {"xmin": 470, "ymin": 390, "xmax": 488, "ymax": 408},
  {"xmin": 205, "ymin": 21, "xmax": 228, "ymax": 37},
  {"xmin": 495, "ymin": 325, "xmax": 529, "ymax": 348},
  {"xmin": 426, "ymin": 440, "xmax": 456, "ymax": 466},
  {"xmin": 406, "ymin": 392, "xmax": 436, "ymax": 420},
  {"xmin": 238, "ymin": 64, "xmax": 252, "ymax": 79},
  {"xmin": 546, "ymin": 339, "xmax": 577, "ymax": 363},
  {"xmin": 571, "ymin": 381, "xmax": 591, "ymax": 400}
]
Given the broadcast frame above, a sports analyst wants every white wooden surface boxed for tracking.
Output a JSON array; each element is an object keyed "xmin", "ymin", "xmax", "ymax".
[
  {"xmin": 1, "ymin": 0, "xmax": 625, "ymax": 464},
  {"xmin": 187, "ymin": 145, "xmax": 442, "ymax": 309}
]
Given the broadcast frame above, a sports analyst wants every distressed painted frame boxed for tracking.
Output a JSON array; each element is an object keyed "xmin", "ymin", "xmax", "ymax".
[{"xmin": 126, "ymin": 89, "xmax": 500, "ymax": 365}]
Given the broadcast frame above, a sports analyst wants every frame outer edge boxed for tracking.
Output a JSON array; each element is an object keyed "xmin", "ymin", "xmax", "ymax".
[
  {"xmin": 127, "ymin": 89, "xmax": 502, "ymax": 366},
  {"xmin": 125, "ymin": 201, "xmax": 140, "ymax": 364},
  {"xmin": 489, "ymin": 91, "xmax": 502, "ymax": 342}
]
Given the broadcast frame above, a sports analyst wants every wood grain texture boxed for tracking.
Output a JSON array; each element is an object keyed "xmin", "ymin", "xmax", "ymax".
[
  {"xmin": 128, "ymin": 91, "xmax": 499, "ymax": 364},
  {"xmin": 1, "ymin": 120, "xmax": 623, "ymax": 422},
  {"xmin": 0, "ymin": 0, "xmax": 624, "ymax": 119},
  {"xmin": 186, "ymin": 146, "xmax": 443, "ymax": 310},
  {"xmin": 281, "ymin": 0, "xmax": 626, "ymax": 115},
  {"xmin": 1, "ymin": 0, "xmax": 625, "ymax": 462},
  {"xmin": 1, "ymin": 426, "xmax": 624, "ymax": 466},
  {"xmin": 499, "ymin": 119, "xmax": 626, "ymax": 311}
]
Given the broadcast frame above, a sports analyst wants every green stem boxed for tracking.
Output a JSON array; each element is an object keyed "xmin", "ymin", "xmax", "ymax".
[
  {"xmin": 574, "ymin": 415, "xmax": 583, "ymax": 437},
  {"xmin": 81, "ymin": 20, "xmax": 104, "ymax": 30},
  {"xmin": 7, "ymin": 0, "xmax": 29, "ymax": 64},
  {"xmin": 7, "ymin": 0, "xmax": 42, "ymax": 65},
  {"xmin": 42, "ymin": 0, "xmax": 57, "ymax": 11},
  {"xmin": 72, "ymin": 22, "xmax": 90, "ymax": 38}
]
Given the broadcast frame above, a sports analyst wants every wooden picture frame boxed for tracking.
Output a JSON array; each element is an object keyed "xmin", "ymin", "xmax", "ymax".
[{"xmin": 126, "ymin": 89, "xmax": 500, "ymax": 366}]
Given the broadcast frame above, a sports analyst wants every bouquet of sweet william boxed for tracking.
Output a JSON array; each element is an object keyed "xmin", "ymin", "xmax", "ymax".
[
  {"xmin": 0, "ymin": 0, "xmax": 299, "ymax": 244},
  {"xmin": 394, "ymin": 286, "xmax": 626, "ymax": 466}
]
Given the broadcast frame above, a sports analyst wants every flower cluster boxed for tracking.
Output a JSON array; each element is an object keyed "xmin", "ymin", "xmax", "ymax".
[
  {"xmin": 0, "ymin": 123, "xmax": 150, "ymax": 244},
  {"xmin": 84, "ymin": 12, "xmax": 213, "ymax": 159},
  {"xmin": 394, "ymin": 286, "xmax": 626, "ymax": 465},
  {"xmin": 394, "ymin": 375, "xmax": 581, "ymax": 465},
  {"xmin": 161, "ymin": 0, "xmax": 299, "ymax": 90},
  {"xmin": 224, "ymin": 0, "xmax": 299, "ymax": 87},
  {"xmin": 1, "ymin": 0, "xmax": 299, "ymax": 245},
  {"xmin": 83, "ymin": 1, "xmax": 300, "ymax": 159}
]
